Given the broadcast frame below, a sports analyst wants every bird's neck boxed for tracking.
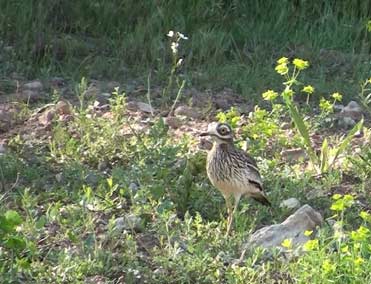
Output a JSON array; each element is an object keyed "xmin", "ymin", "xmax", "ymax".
[{"xmin": 214, "ymin": 141, "xmax": 234, "ymax": 151}]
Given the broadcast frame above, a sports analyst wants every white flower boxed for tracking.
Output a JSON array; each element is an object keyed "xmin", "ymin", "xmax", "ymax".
[
  {"xmin": 177, "ymin": 32, "xmax": 188, "ymax": 40},
  {"xmin": 171, "ymin": 42, "xmax": 179, "ymax": 54},
  {"xmin": 167, "ymin": 30, "xmax": 174, "ymax": 37}
]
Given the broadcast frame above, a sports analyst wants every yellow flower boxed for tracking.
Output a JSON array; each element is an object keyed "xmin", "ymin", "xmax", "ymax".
[
  {"xmin": 354, "ymin": 257, "xmax": 364, "ymax": 266},
  {"xmin": 319, "ymin": 98, "xmax": 333, "ymax": 113},
  {"xmin": 304, "ymin": 230, "xmax": 313, "ymax": 237},
  {"xmin": 351, "ymin": 226, "xmax": 370, "ymax": 242},
  {"xmin": 331, "ymin": 92, "xmax": 342, "ymax": 102},
  {"xmin": 277, "ymin": 57, "xmax": 289, "ymax": 64},
  {"xmin": 275, "ymin": 63, "xmax": 289, "ymax": 75},
  {"xmin": 262, "ymin": 90, "xmax": 278, "ymax": 101},
  {"xmin": 360, "ymin": 211, "xmax": 371, "ymax": 222},
  {"xmin": 302, "ymin": 85, "xmax": 314, "ymax": 94},
  {"xmin": 303, "ymin": 239, "xmax": 319, "ymax": 251},
  {"xmin": 281, "ymin": 238, "xmax": 292, "ymax": 249},
  {"xmin": 293, "ymin": 58, "xmax": 309, "ymax": 70},
  {"xmin": 341, "ymin": 245, "xmax": 349, "ymax": 253},
  {"xmin": 322, "ymin": 260, "xmax": 336, "ymax": 274}
]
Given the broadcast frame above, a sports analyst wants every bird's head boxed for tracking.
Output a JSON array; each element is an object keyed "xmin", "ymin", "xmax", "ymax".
[{"xmin": 200, "ymin": 122, "xmax": 233, "ymax": 144}]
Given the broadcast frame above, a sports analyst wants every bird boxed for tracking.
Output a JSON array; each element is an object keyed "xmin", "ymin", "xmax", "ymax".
[{"xmin": 200, "ymin": 122, "xmax": 271, "ymax": 235}]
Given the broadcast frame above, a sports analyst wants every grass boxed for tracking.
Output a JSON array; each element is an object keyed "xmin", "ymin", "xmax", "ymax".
[
  {"xmin": 1, "ymin": 62, "xmax": 371, "ymax": 282},
  {"xmin": 1, "ymin": 2, "xmax": 371, "ymax": 283},
  {"xmin": 1, "ymin": 1, "xmax": 371, "ymax": 101}
]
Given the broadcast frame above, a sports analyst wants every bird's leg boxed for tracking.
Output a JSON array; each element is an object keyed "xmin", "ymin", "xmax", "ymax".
[
  {"xmin": 226, "ymin": 194, "xmax": 241, "ymax": 236},
  {"xmin": 225, "ymin": 195, "xmax": 233, "ymax": 236},
  {"xmin": 228, "ymin": 194, "xmax": 241, "ymax": 234}
]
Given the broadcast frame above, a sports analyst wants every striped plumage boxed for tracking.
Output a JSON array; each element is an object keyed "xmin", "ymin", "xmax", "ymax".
[{"xmin": 201, "ymin": 122, "xmax": 270, "ymax": 235}]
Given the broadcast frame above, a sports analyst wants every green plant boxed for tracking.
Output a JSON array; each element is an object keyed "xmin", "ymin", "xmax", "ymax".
[
  {"xmin": 265, "ymin": 57, "xmax": 364, "ymax": 174},
  {"xmin": 163, "ymin": 30, "xmax": 188, "ymax": 110},
  {"xmin": 358, "ymin": 78, "xmax": 371, "ymax": 115}
]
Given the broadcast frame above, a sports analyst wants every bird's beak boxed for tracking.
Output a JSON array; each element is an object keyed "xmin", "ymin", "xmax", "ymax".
[{"xmin": 200, "ymin": 132, "xmax": 209, "ymax": 136}]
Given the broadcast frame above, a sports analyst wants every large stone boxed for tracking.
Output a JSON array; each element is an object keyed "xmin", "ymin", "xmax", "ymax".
[
  {"xmin": 127, "ymin": 101, "xmax": 154, "ymax": 114},
  {"xmin": 38, "ymin": 109, "xmax": 56, "ymax": 126},
  {"xmin": 164, "ymin": 116, "xmax": 182, "ymax": 129},
  {"xmin": 0, "ymin": 109, "xmax": 12, "ymax": 132},
  {"xmin": 55, "ymin": 100, "xmax": 71, "ymax": 115},
  {"xmin": 174, "ymin": 105, "xmax": 201, "ymax": 119},
  {"xmin": 19, "ymin": 89, "xmax": 44, "ymax": 102},
  {"xmin": 242, "ymin": 205, "xmax": 322, "ymax": 251},
  {"xmin": 23, "ymin": 80, "xmax": 43, "ymax": 91},
  {"xmin": 339, "ymin": 101, "xmax": 363, "ymax": 120},
  {"xmin": 281, "ymin": 148, "xmax": 306, "ymax": 162},
  {"xmin": 113, "ymin": 214, "xmax": 142, "ymax": 232}
]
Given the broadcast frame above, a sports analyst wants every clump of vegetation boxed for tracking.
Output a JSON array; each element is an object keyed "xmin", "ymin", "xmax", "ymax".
[{"xmin": 1, "ymin": 2, "xmax": 371, "ymax": 282}]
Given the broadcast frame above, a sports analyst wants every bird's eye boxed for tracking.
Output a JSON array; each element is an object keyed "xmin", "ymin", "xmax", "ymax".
[{"xmin": 219, "ymin": 127, "xmax": 228, "ymax": 135}]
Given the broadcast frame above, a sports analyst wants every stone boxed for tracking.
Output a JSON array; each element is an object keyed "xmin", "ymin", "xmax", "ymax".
[
  {"xmin": 55, "ymin": 100, "xmax": 71, "ymax": 115},
  {"xmin": 128, "ymin": 182, "xmax": 139, "ymax": 193},
  {"xmin": 106, "ymin": 81, "xmax": 120, "ymax": 91},
  {"xmin": 0, "ymin": 141, "xmax": 7, "ymax": 154},
  {"xmin": 127, "ymin": 101, "xmax": 154, "ymax": 114},
  {"xmin": 339, "ymin": 101, "xmax": 363, "ymax": 121},
  {"xmin": 49, "ymin": 77, "xmax": 66, "ymax": 88},
  {"xmin": 279, "ymin": 198, "xmax": 301, "ymax": 210},
  {"xmin": 338, "ymin": 116, "xmax": 356, "ymax": 128},
  {"xmin": 136, "ymin": 102, "xmax": 154, "ymax": 114},
  {"xmin": 23, "ymin": 80, "xmax": 43, "ymax": 91},
  {"xmin": 19, "ymin": 89, "xmax": 43, "ymax": 102},
  {"xmin": 281, "ymin": 148, "xmax": 306, "ymax": 162},
  {"xmin": 96, "ymin": 93, "xmax": 111, "ymax": 105},
  {"xmin": 55, "ymin": 173, "xmax": 63, "ymax": 183},
  {"xmin": 97, "ymin": 161, "xmax": 109, "ymax": 171},
  {"xmin": 38, "ymin": 109, "xmax": 55, "ymax": 126},
  {"xmin": 113, "ymin": 214, "xmax": 142, "ymax": 232},
  {"xmin": 174, "ymin": 105, "xmax": 201, "ymax": 119},
  {"xmin": 85, "ymin": 172, "xmax": 100, "ymax": 186},
  {"xmin": 0, "ymin": 109, "xmax": 12, "ymax": 132},
  {"xmin": 334, "ymin": 104, "xmax": 344, "ymax": 112},
  {"xmin": 164, "ymin": 116, "xmax": 182, "ymax": 129},
  {"xmin": 305, "ymin": 188, "xmax": 327, "ymax": 200},
  {"xmin": 242, "ymin": 205, "xmax": 323, "ymax": 251}
]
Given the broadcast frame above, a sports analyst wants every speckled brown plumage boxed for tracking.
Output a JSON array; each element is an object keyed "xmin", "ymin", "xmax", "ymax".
[{"xmin": 201, "ymin": 122, "xmax": 270, "ymax": 235}]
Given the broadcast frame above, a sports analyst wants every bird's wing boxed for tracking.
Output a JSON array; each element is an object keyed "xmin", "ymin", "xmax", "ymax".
[
  {"xmin": 234, "ymin": 149, "xmax": 263, "ymax": 188},
  {"xmin": 234, "ymin": 149, "xmax": 271, "ymax": 206}
]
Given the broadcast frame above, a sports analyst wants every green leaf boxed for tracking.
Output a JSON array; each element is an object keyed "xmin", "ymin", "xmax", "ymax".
[
  {"xmin": 284, "ymin": 97, "xmax": 318, "ymax": 168},
  {"xmin": 320, "ymin": 138, "xmax": 329, "ymax": 173},
  {"xmin": 329, "ymin": 118, "xmax": 363, "ymax": 168},
  {"xmin": 5, "ymin": 210, "xmax": 23, "ymax": 226},
  {"xmin": 0, "ymin": 216, "xmax": 14, "ymax": 233},
  {"xmin": 4, "ymin": 236, "xmax": 27, "ymax": 251}
]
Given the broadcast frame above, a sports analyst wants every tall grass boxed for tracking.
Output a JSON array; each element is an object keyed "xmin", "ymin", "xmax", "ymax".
[{"xmin": 0, "ymin": 1, "xmax": 370, "ymax": 96}]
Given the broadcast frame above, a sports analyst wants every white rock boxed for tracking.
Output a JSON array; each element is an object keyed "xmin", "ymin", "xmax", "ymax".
[
  {"xmin": 164, "ymin": 116, "xmax": 182, "ymax": 129},
  {"xmin": 113, "ymin": 214, "xmax": 142, "ymax": 232},
  {"xmin": 338, "ymin": 116, "xmax": 356, "ymax": 128},
  {"xmin": 38, "ymin": 109, "xmax": 55, "ymax": 126},
  {"xmin": 0, "ymin": 142, "xmax": 7, "ymax": 155},
  {"xmin": 55, "ymin": 100, "xmax": 71, "ymax": 115},
  {"xmin": 23, "ymin": 80, "xmax": 43, "ymax": 91},
  {"xmin": 242, "ymin": 204, "xmax": 323, "ymax": 251},
  {"xmin": 136, "ymin": 102, "xmax": 154, "ymax": 113},
  {"xmin": 339, "ymin": 100, "xmax": 363, "ymax": 121},
  {"xmin": 174, "ymin": 105, "xmax": 201, "ymax": 119},
  {"xmin": 281, "ymin": 148, "xmax": 306, "ymax": 162},
  {"xmin": 127, "ymin": 101, "xmax": 154, "ymax": 114},
  {"xmin": 279, "ymin": 198, "xmax": 301, "ymax": 210}
]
